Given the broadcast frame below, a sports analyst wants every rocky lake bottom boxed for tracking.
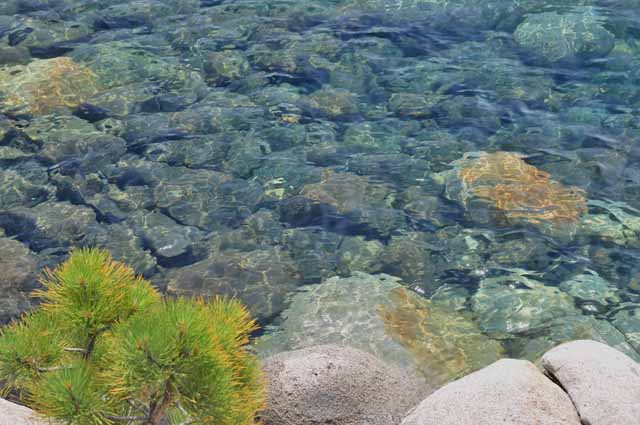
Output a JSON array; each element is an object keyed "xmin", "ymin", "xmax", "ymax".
[{"xmin": 1, "ymin": 0, "xmax": 640, "ymax": 386}]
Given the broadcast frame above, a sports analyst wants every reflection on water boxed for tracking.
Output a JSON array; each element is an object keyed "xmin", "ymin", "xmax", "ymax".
[{"xmin": 1, "ymin": 0, "xmax": 640, "ymax": 381}]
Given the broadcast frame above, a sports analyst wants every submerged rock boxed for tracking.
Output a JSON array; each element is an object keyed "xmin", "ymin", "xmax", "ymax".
[
  {"xmin": 442, "ymin": 151, "xmax": 587, "ymax": 239},
  {"xmin": 341, "ymin": 0, "xmax": 527, "ymax": 32},
  {"xmin": 203, "ymin": 49, "xmax": 251, "ymax": 86},
  {"xmin": 559, "ymin": 271, "xmax": 620, "ymax": 313},
  {"xmin": 0, "ymin": 201, "xmax": 97, "ymax": 252},
  {"xmin": 255, "ymin": 272, "xmax": 503, "ymax": 386},
  {"xmin": 515, "ymin": 9, "xmax": 615, "ymax": 65},
  {"xmin": 5, "ymin": 15, "xmax": 92, "ymax": 52},
  {"xmin": 471, "ymin": 269, "xmax": 580, "ymax": 338},
  {"xmin": 261, "ymin": 345, "xmax": 431, "ymax": 425},
  {"xmin": 0, "ymin": 170, "xmax": 51, "ymax": 210},
  {"xmin": 0, "ymin": 57, "xmax": 101, "ymax": 116},
  {"xmin": 22, "ymin": 115, "xmax": 126, "ymax": 172},
  {"xmin": 612, "ymin": 307, "xmax": 640, "ymax": 354},
  {"xmin": 93, "ymin": 0, "xmax": 199, "ymax": 30},
  {"xmin": 82, "ymin": 222, "xmax": 157, "ymax": 277},
  {"xmin": 153, "ymin": 168, "xmax": 262, "ymax": 230},
  {"xmin": 127, "ymin": 211, "xmax": 203, "ymax": 265},
  {"xmin": 299, "ymin": 169, "xmax": 404, "ymax": 237},
  {"xmin": 301, "ymin": 86, "xmax": 360, "ymax": 120},
  {"xmin": 580, "ymin": 199, "xmax": 640, "ymax": 249},
  {"xmin": 515, "ymin": 315, "xmax": 640, "ymax": 363},
  {"xmin": 165, "ymin": 246, "xmax": 303, "ymax": 322},
  {"xmin": 0, "ymin": 238, "xmax": 38, "ymax": 323},
  {"xmin": 71, "ymin": 40, "xmax": 194, "ymax": 90}
]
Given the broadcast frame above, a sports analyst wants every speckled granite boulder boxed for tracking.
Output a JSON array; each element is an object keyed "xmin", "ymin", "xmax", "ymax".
[
  {"xmin": 401, "ymin": 359, "xmax": 581, "ymax": 425},
  {"xmin": 542, "ymin": 340, "xmax": 640, "ymax": 425},
  {"xmin": 260, "ymin": 344, "xmax": 432, "ymax": 425},
  {"xmin": 0, "ymin": 398, "xmax": 47, "ymax": 425}
]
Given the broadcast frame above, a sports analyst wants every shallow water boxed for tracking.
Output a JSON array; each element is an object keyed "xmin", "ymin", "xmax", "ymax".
[{"xmin": 1, "ymin": 0, "xmax": 640, "ymax": 380}]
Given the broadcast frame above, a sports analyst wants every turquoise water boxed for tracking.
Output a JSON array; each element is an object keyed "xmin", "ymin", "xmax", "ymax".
[{"xmin": 1, "ymin": 0, "xmax": 640, "ymax": 380}]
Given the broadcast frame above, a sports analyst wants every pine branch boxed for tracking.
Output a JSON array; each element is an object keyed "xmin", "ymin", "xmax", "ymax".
[
  {"xmin": 63, "ymin": 347, "xmax": 87, "ymax": 354},
  {"xmin": 37, "ymin": 365, "xmax": 71, "ymax": 373},
  {"xmin": 104, "ymin": 414, "xmax": 148, "ymax": 422},
  {"xmin": 147, "ymin": 379, "xmax": 174, "ymax": 425},
  {"xmin": 127, "ymin": 399, "xmax": 149, "ymax": 415},
  {"xmin": 175, "ymin": 401, "xmax": 193, "ymax": 425}
]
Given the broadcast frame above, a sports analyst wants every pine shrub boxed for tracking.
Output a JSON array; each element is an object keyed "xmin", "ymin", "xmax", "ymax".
[{"xmin": 0, "ymin": 248, "xmax": 265, "ymax": 425}]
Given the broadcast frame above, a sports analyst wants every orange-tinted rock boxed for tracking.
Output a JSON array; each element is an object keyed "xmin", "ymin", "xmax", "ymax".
[
  {"xmin": 379, "ymin": 287, "xmax": 504, "ymax": 387},
  {"xmin": 0, "ymin": 57, "xmax": 101, "ymax": 115},
  {"xmin": 445, "ymin": 151, "xmax": 587, "ymax": 238}
]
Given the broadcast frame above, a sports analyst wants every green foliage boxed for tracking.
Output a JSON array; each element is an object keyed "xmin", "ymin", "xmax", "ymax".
[
  {"xmin": 0, "ymin": 248, "xmax": 265, "ymax": 425},
  {"xmin": 30, "ymin": 365, "xmax": 108, "ymax": 425},
  {"xmin": 0, "ymin": 311, "xmax": 64, "ymax": 395}
]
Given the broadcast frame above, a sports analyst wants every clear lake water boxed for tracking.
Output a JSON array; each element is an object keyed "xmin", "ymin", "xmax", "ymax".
[{"xmin": 1, "ymin": 0, "xmax": 640, "ymax": 383}]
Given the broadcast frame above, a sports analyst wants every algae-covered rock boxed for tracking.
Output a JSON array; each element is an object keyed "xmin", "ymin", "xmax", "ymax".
[
  {"xmin": 516, "ymin": 315, "xmax": 640, "ymax": 363},
  {"xmin": 280, "ymin": 227, "xmax": 341, "ymax": 283},
  {"xmin": 335, "ymin": 235, "xmax": 384, "ymax": 276},
  {"xmin": 612, "ymin": 307, "xmax": 640, "ymax": 354},
  {"xmin": 342, "ymin": 121, "xmax": 404, "ymax": 154},
  {"xmin": 388, "ymin": 93, "xmax": 433, "ymax": 118},
  {"xmin": 5, "ymin": 16, "xmax": 92, "ymax": 51},
  {"xmin": 0, "ymin": 170, "xmax": 51, "ymax": 209},
  {"xmin": 22, "ymin": 115, "xmax": 126, "ymax": 171},
  {"xmin": 152, "ymin": 167, "xmax": 263, "ymax": 230},
  {"xmin": 82, "ymin": 222, "xmax": 157, "ymax": 277},
  {"xmin": 255, "ymin": 272, "xmax": 503, "ymax": 386},
  {"xmin": 345, "ymin": 153, "xmax": 431, "ymax": 189},
  {"xmin": 515, "ymin": 9, "xmax": 615, "ymax": 65},
  {"xmin": 381, "ymin": 232, "xmax": 435, "ymax": 290},
  {"xmin": 142, "ymin": 135, "xmax": 229, "ymax": 169},
  {"xmin": 168, "ymin": 92, "xmax": 264, "ymax": 134},
  {"xmin": 0, "ymin": 201, "xmax": 97, "ymax": 251},
  {"xmin": 559, "ymin": 271, "xmax": 620, "ymax": 312},
  {"xmin": 253, "ymin": 153, "xmax": 323, "ymax": 201},
  {"xmin": 72, "ymin": 40, "xmax": 201, "ymax": 91},
  {"xmin": 341, "ymin": 0, "xmax": 527, "ymax": 32},
  {"xmin": 93, "ymin": 0, "xmax": 199, "ymax": 29},
  {"xmin": 223, "ymin": 133, "xmax": 271, "ymax": 178},
  {"xmin": 0, "ymin": 57, "xmax": 101, "ymax": 115},
  {"xmin": 204, "ymin": 49, "xmax": 251, "ymax": 86},
  {"xmin": 471, "ymin": 269, "xmax": 580, "ymax": 338},
  {"xmin": 301, "ymin": 86, "xmax": 360, "ymax": 120},
  {"xmin": 579, "ymin": 199, "xmax": 640, "ymax": 248},
  {"xmin": 127, "ymin": 211, "xmax": 203, "ymax": 265},
  {"xmin": 442, "ymin": 151, "xmax": 587, "ymax": 239},
  {"xmin": 165, "ymin": 246, "xmax": 303, "ymax": 322},
  {"xmin": 299, "ymin": 169, "xmax": 404, "ymax": 236}
]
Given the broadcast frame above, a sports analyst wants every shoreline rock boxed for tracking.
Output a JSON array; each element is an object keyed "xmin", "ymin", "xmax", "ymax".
[
  {"xmin": 542, "ymin": 340, "xmax": 640, "ymax": 425},
  {"xmin": 401, "ymin": 358, "xmax": 581, "ymax": 425},
  {"xmin": 0, "ymin": 399, "xmax": 46, "ymax": 425},
  {"xmin": 260, "ymin": 344, "xmax": 432, "ymax": 425}
]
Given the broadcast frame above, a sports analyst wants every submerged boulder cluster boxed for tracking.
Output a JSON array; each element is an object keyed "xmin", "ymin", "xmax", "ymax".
[{"xmin": 0, "ymin": 0, "xmax": 640, "ymax": 381}]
